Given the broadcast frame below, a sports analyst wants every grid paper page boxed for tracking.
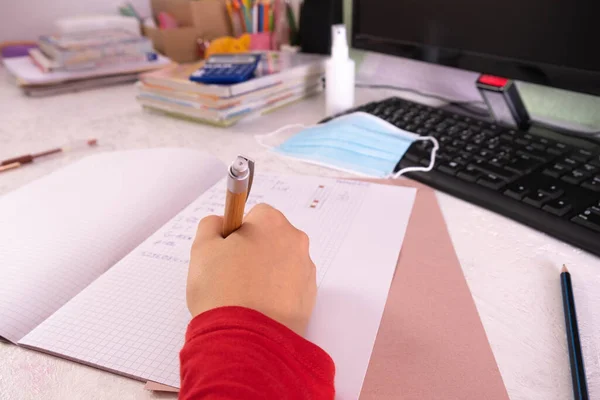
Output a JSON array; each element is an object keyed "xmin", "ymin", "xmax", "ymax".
[
  {"xmin": 0, "ymin": 149, "xmax": 226, "ymax": 343},
  {"xmin": 20, "ymin": 175, "xmax": 416, "ymax": 399}
]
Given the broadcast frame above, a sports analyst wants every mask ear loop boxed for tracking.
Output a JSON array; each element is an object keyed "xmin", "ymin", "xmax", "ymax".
[{"xmin": 389, "ymin": 136, "xmax": 440, "ymax": 179}]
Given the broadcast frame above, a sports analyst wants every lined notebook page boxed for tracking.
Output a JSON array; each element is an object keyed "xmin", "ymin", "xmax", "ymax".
[
  {"xmin": 20, "ymin": 176, "xmax": 416, "ymax": 398},
  {"xmin": 0, "ymin": 149, "xmax": 226, "ymax": 343}
]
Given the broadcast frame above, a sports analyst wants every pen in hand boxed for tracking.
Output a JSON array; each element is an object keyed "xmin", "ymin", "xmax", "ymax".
[{"xmin": 223, "ymin": 155, "xmax": 255, "ymax": 238}]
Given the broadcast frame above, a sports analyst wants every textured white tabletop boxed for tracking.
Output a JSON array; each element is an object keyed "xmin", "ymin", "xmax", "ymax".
[{"xmin": 0, "ymin": 66, "xmax": 598, "ymax": 400}]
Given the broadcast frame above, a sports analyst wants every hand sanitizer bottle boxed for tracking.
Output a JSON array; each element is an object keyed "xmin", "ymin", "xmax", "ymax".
[
  {"xmin": 325, "ymin": 24, "xmax": 356, "ymax": 117},
  {"xmin": 325, "ymin": 25, "xmax": 355, "ymax": 116}
]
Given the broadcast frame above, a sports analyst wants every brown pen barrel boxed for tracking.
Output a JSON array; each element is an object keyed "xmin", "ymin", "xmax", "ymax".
[{"xmin": 222, "ymin": 190, "xmax": 248, "ymax": 237}]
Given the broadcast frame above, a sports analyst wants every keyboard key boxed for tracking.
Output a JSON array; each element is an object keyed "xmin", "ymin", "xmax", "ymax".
[
  {"xmin": 486, "ymin": 142, "xmax": 500, "ymax": 151},
  {"xmin": 456, "ymin": 165, "xmax": 482, "ymax": 182},
  {"xmin": 515, "ymin": 138, "xmax": 530, "ymax": 146},
  {"xmin": 436, "ymin": 123, "xmax": 449, "ymax": 132},
  {"xmin": 435, "ymin": 152, "xmax": 451, "ymax": 163},
  {"xmin": 437, "ymin": 161, "xmax": 463, "ymax": 175},
  {"xmin": 537, "ymin": 137, "xmax": 551, "ymax": 146},
  {"xmin": 500, "ymin": 133, "xmax": 515, "ymax": 142},
  {"xmin": 473, "ymin": 136, "xmax": 487, "ymax": 145},
  {"xmin": 458, "ymin": 151, "xmax": 472, "ymax": 160},
  {"xmin": 446, "ymin": 146, "xmax": 459, "ymax": 155},
  {"xmin": 469, "ymin": 160, "xmax": 518, "ymax": 181},
  {"xmin": 546, "ymin": 147, "xmax": 566, "ymax": 156},
  {"xmin": 531, "ymin": 142, "xmax": 546, "ymax": 151},
  {"xmin": 542, "ymin": 162, "xmax": 573, "ymax": 178},
  {"xmin": 477, "ymin": 149, "xmax": 493, "ymax": 159},
  {"xmin": 561, "ymin": 169, "xmax": 591, "ymax": 185},
  {"xmin": 517, "ymin": 146, "xmax": 550, "ymax": 162},
  {"xmin": 465, "ymin": 144, "xmax": 479, "ymax": 153},
  {"xmin": 477, "ymin": 174, "xmax": 507, "ymax": 190},
  {"xmin": 481, "ymin": 129, "xmax": 495, "ymax": 138},
  {"xmin": 393, "ymin": 109, "xmax": 406, "ymax": 119},
  {"xmin": 489, "ymin": 157, "xmax": 508, "ymax": 167},
  {"xmin": 555, "ymin": 142, "xmax": 570, "ymax": 152},
  {"xmin": 589, "ymin": 156, "xmax": 600, "ymax": 167},
  {"xmin": 570, "ymin": 149, "xmax": 593, "ymax": 163},
  {"xmin": 562, "ymin": 157, "xmax": 580, "ymax": 168},
  {"xmin": 504, "ymin": 184, "xmax": 531, "ymax": 200},
  {"xmin": 581, "ymin": 164, "xmax": 599, "ymax": 174},
  {"xmin": 452, "ymin": 156, "xmax": 470, "ymax": 166},
  {"xmin": 523, "ymin": 191, "xmax": 552, "ymax": 208},
  {"xmin": 572, "ymin": 208, "xmax": 600, "ymax": 233},
  {"xmin": 505, "ymin": 155, "xmax": 541, "ymax": 174},
  {"xmin": 539, "ymin": 184, "xmax": 565, "ymax": 199},
  {"xmin": 448, "ymin": 126, "xmax": 462, "ymax": 135},
  {"xmin": 542, "ymin": 198, "xmax": 573, "ymax": 217},
  {"xmin": 582, "ymin": 176, "xmax": 600, "ymax": 192}
]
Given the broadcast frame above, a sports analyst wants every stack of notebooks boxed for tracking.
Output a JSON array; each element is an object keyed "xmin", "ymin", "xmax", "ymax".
[
  {"xmin": 136, "ymin": 52, "xmax": 327, "ymax": 127},
  {"xmin": 2, "ymin": 29, "xmax": 169, "ymax": 97},
  {"xmin": 30, "ymin": 29, "xmax": 155, "ymax": 73}
]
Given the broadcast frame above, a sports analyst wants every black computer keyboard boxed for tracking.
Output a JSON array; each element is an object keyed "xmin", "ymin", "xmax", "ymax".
[{"xmin": 323, "ymin": 97, "xmax": 600, "ymax": 257}]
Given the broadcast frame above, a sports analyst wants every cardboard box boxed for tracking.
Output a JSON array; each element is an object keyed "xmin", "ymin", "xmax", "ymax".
[
  {"xmin": 146, "ymin": 0, "xmax": 232, "ymax": 63},
  {"xmin": 190, "ymin": 0, "xmax": 232, "ymax": 40},
  {"xmin": 144, "ymin": 26, "xmax": 201, "ymax": 63},
  {"xmin": 151, "ymin": 0, "xmax": 194, "ymax": 26}
]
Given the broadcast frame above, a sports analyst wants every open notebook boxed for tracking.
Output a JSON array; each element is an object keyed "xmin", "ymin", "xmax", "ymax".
[{"xmin": 0, "ymin": 149, "xmax": 416, "ymax": 399}]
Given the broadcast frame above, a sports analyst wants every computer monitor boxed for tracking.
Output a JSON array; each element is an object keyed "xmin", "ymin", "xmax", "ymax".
[{"xmin": 352, "ymin": 0, "xmax": 600, "ymax": 97}]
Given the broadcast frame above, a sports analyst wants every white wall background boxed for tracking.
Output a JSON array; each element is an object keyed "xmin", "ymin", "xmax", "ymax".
[{"xmin": 0, "ymin": 0, "xmax": 151, "ymax": 42}]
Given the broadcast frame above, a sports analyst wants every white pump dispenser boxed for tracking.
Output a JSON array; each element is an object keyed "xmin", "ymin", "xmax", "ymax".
[{"xmin": 325, "ymin": 25, "xmax": 355, "ymax": 117}]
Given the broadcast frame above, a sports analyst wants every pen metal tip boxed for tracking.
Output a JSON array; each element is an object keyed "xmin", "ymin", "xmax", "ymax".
[{"xmin": 562, "ymin": 264, "xmax": 569, "ymax": 274}]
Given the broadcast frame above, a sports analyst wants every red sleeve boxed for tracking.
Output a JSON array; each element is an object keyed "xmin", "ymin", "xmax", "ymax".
[{"xmin": 179, "ymin": 306, "xmax": 336, "ymax": 400}]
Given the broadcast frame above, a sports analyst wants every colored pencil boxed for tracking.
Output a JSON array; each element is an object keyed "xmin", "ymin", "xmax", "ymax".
[
  {"xmin": 258, "ymin": 2, "xmax": 264, "ymax": 33},
  {"xmin": 252, "ymin": 1, "xmax": 259, "ymax": 33},
  {"xmin": 240, "ymin": 0, "xmax": 252, "ymax": 33},
  {"xmin": 264, "ymin": 0, "xmax": 270, "ymax": 32},
  {"xmin": 0, "ymin": 139, "xmax": 98, "ymax": 174},
  {"xmin": 561, "ymin": 265, "xmax": 589, "ymax": 400}
]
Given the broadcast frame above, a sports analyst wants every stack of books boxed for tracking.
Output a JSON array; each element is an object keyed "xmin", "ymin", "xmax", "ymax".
[
  {"xmin": 30, "ymin": 29, "xmax": 155, "ymax": 73},
  {"xmin": 136, "ymin": 52, "xmax": 327, "ymax": 127},
  {"xmin": 2, "ymin": 29, "xmax": 169, "ymax": 97}
]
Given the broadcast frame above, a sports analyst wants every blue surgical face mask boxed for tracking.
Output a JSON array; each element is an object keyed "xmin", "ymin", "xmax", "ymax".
[{"xmin": 267, "ymin": 112, "xmax": 438, "ymax": 178}]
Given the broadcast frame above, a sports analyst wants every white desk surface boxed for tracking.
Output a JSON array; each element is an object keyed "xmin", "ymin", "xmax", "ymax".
[{"xmin": 0, "ymin": 66, "xmax": 599, "ymax": 400}]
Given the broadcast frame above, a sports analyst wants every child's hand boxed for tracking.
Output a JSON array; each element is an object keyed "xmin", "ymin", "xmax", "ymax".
[{"xmin": 187, "ymin": 204, "xmax": 317, "ymax": 336}]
